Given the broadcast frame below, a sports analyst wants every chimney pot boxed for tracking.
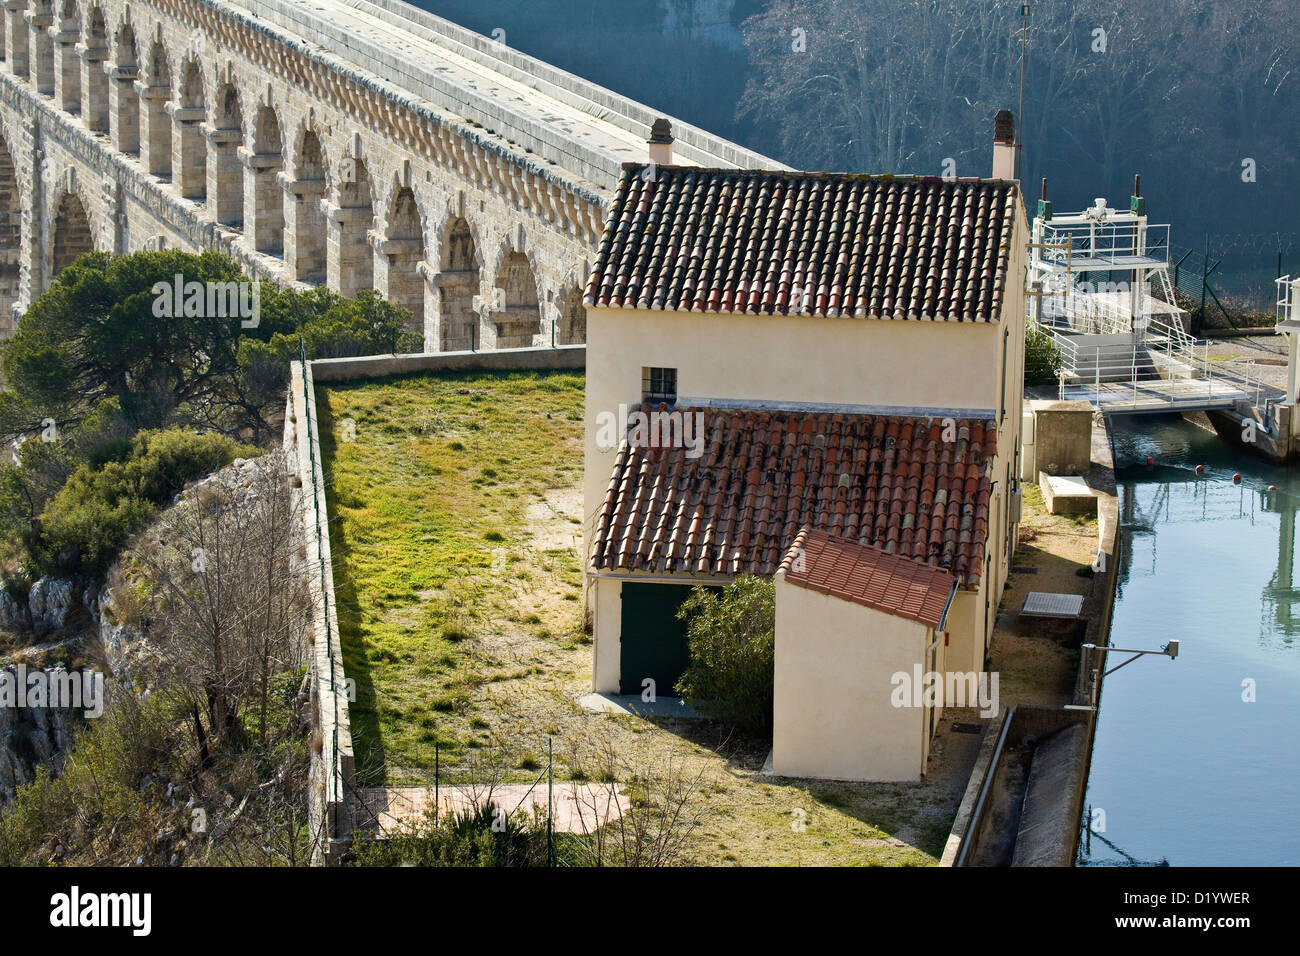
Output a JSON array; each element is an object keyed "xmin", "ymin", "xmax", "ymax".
[
  {"xmin": 648, "ymin": 117, "xmax": 674, "ymax": 166},
  {"xmin": 991, "ymin": 110, "xmax": 1016, "ymax": 179},
  {"xmin": 994, "ymin": 109, "xmax": 1015, "ymax": 144}
]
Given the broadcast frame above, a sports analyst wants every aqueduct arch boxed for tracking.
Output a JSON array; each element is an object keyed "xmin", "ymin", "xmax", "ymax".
[
  {"xmin": 172, "ymin": 58, "xmax": 207, "ymax": 200},
  {"xmin": 286, "ymin": 127, "xmax": 328, "ymax": 283},
  {"xmin": 493, "ymin": 249, "xmax": 541, "ymax": 348},
  {"xmin": 327, "ymin": 153, "xmax": 374, "ymax": 299},
  {"xmin": 246, "ymin": 104, "xmax": 285, "ymax": 255},
  {"xmin": 108, "ymin": 20, "xmax": 139, "ymax": 155},
  {"xmin": 207, "ymin": 83, "xmax": 244, "ymax": 226},
  {"xmin": 81, "ymin": 6, "xmax": 110, "ymax": 132},
  {"xmin": 379, "ymin": 184, "xmax": 426, "ymax": 335},
  {"xmin": 51, "ymin": 191, "xmax": 93, "ymax": 278},
  {"xmin": 437, "ymin": 215, "xmax": 480, "ymax": 351},
  {"xmin": 139, "ymin": 38, "xmax": 171, "ymax": 177}
]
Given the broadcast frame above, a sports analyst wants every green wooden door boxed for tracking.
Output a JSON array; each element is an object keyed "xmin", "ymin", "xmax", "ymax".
[{"xmin": 619, "ymin": 583, "xmax": 695, "ymax": 697}]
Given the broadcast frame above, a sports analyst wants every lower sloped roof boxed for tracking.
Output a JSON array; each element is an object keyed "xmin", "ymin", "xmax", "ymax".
[{"xmin": 590, "ymin": 404, "xmax": 996, "ymax": 588}]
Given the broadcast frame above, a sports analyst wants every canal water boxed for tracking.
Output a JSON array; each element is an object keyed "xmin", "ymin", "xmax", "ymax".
[{"xmin": 1078, "ymin": 414, "xmax": 1300, "ymax": 866}]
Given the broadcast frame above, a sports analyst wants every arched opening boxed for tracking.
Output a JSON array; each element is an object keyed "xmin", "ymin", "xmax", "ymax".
[
  {"xmin": 208, "ymin": 83, "xmax": 242, "ymax": 226},
  {"xmin": 81, "ymin": 6, "xmax": 109, "ymax": 132},
  {"xmin": 0, "ymin": 138, "xmax": 21, "ymax": 333},
  {"xmin": 108, "ymin": 22, "xmax": 138, "ymax": 154},
  {"xmin": 493, "ymin": 250, "xmax": 541, "ymax": 348},
  {"xmin": 53, "ymin": 0, "xmax": 80, "ymax": 113},
  {"xmin": 287, "ymin": 129, "xmax": 327, "ymax": 282},
  {"xmin": 555, "ymin": 285, "xmax": 586, "ymax": 345},
  {"xmin": 51, "ymin": 192, "xmax": 93, "ymax": 278},
  {"xmin": 30, "ymin": 1, "xmax": 54, "ymax": 95},
  {"xmin": 327, "ymin": 154, "xmax": 372, "ymax": 297},
  {"xmin": 437, "ymin": 216, "xmax": 479, "ymax": 351},
  {"xmin": 380, "ymin": 186, "xmax": 425, "ymax": 335},
  {"xmin": 173, "ymin": 60, "xmax": 206, "ymax": 200},
  {"xmin": 139, "ymin": 40, "xmax": 171, "ymax": 178},
  {"xmin": 245, "ymin": 105, "xmax": 284, "ymax": 254}
]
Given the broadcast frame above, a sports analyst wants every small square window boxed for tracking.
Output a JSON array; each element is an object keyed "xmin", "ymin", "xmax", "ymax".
[{"xmin": 642, "ymin": 367, "xmax": 677, "ymax": 403}]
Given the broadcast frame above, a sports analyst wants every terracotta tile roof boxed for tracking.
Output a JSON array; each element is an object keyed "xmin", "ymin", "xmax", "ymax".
[
  {"xmin": 590, "ymin": 404, "xmax": 996, "ymax": 588},
  {"xmin": 584, "ymin": 166, "xmax": 1018, "ymax": 322},
  {"xmin": 779, "ymin": 528, "xmax": 957, "ymax": 629}
]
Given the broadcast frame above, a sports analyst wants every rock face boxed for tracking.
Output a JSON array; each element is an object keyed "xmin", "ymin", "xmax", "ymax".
[
  {"xmin": 0, "ymin": 691, "xmax": 81, "ymax": 804},
  {"xmin": 27, "ymin": 578, "xmax": 79, "ymax": 632}
]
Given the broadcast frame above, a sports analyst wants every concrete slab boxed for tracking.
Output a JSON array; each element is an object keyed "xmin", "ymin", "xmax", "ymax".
[
  {"xmin": 358, "ymin": 783, "xmax": 629, "ymax": 834},
  {"xmin": 1040, "ymin": 472, "xmax": 1097, "ymax": 516},
  {"xmin": 576, "ymin": 692, "xmax": 704, "ymax": 719}
]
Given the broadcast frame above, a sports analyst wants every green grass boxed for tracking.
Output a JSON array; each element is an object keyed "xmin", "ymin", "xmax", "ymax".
[{"xmin": 317, "ymin": 369, "xmax": 585, "ymax": 784}]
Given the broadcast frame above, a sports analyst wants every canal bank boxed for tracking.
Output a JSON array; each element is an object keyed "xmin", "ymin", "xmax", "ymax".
[
  {"xmin": 945, "ymin": 406, "xmax": 1121, "ymax": 866},
  {"xmin": 1079, "ymin": 412, "xmax": 1300, "ymax": 866}
]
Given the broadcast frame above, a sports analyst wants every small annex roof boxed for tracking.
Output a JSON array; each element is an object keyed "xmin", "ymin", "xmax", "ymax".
[
  {"xmin": 779, "ymin": 527, "xmax": 957, "ymax": 629},
  {"xmin": 584, "ymin": 166, "xmax": 1019, "ymax": 322}
]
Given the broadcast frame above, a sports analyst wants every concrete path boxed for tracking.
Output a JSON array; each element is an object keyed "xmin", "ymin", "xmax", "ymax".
[
  {"xmin": 576, "ymin": 692, "xmax": 704, "ymax": 719},
  {"xmin": 358, "ymin": 782, "xmax": 630, "ymax": 834}
]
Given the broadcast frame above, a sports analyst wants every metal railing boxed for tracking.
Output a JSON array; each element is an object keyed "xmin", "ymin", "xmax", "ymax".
[
  {"xmin": 1033, "ymin": 316, "xmax": 1224, "ymax": 409},
  {"xmin": 1278, "ymin": 275, "xmax": 1295, "ymax": 325},
  {"xmin": 1036, "ymin": 219, "xmax": 1171, "ymax": 270}
]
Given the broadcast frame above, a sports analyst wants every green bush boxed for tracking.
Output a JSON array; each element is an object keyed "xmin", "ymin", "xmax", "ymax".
[
  {"xmin": 1025, "ymin": 323, "xmax": 1064, "ymax": 387},
  {"xmin": 31, "ymin": 428, "xmax": 255, "ymax": 577},
  {"xmin": 674, "ymin": 575, "xmax": 775, "ymax": 734}
]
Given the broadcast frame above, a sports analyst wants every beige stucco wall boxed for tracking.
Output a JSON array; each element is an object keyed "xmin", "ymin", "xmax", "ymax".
[
  {"xmin": 582, "ymin": 193, "xmax": 1031, "ymax": 693},
  {"xmin": 773, "ymin": 573, "xmax": 941, "ymax": 782}
]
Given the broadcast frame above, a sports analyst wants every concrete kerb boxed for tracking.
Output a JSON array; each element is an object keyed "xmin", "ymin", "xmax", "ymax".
[
  {"xmin": 940, "ymin": 704, "xmax": 1012, "ymax": 867},
  {"xmin": 285, "ymin": 345, "xmax": 585, "ymax": 862}
]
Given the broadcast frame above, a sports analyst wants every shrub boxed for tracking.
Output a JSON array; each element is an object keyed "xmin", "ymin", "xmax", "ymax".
[
  {"xmin": 1025, "ymin": 324, "xmax": 1063, "ymax": 387},
  {"xmin": 350, "ymin": 802, "xmax": 550, "ymax": 867},
  {"xmin": 674, "ymin": 575, "xmax": 775, "ymax": 734},
  {"xmin": 31, "ymin": 428, "xmax": 254, "ymax": 577}
]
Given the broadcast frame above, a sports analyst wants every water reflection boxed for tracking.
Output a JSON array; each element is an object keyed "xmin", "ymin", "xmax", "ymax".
[{"xmin": 1079, "ymin": 414, "xmax": 1300, "ymax": 866}]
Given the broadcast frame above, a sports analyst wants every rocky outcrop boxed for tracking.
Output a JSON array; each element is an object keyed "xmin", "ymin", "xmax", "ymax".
[{"xmin": 0, "ymin": 691, "xmax": 81, "ymax": 804}]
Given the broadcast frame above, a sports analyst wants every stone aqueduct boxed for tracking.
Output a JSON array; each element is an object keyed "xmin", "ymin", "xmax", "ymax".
[{"xmin": 0, "ymin": 0, "xmax": 780, "ymax": 348}]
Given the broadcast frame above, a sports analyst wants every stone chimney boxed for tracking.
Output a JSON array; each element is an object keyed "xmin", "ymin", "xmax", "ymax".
[
  {"xmin": 648, "ymin": 118, "xmax": 673, "ymax": 166},
  {"xmin": 992, "ymin": 109, "xmax": 1016, "ymax": 180}
]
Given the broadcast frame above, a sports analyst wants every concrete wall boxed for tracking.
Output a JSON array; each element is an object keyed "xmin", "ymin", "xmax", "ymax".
[
  {"xmin": 773, "ymin": 572, "xmax": 937, "ymax": 782},
  {"xmin": 1026, "ymin": 399, "xmax": 1094, "ymax": 476},
  {"xmin": 284, "ymin": 359, "xmax": 355, "ymax": 864}
]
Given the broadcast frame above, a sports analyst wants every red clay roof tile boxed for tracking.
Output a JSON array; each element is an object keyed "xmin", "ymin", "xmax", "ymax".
[
  {"xmin": 585, "ymin": 167, "xmax": 1018, "ymax": 323},
  {"xmin": 779, "ymin": 528, "xmax": 958, "ymax": 628},
  {"xmin": 590, "ymin": 404, "xmax": 996, "ymax": 589}
]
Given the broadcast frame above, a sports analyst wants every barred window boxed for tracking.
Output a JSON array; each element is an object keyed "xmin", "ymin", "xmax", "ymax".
[{"xmin": 642, "ymin": 367, "xmax": 677, "ymax": 403}]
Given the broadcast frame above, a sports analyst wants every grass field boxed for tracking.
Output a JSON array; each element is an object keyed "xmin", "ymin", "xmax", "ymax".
[{"xmin": 318, "ymin": 369, "xmax": 979, "ymax": 865}]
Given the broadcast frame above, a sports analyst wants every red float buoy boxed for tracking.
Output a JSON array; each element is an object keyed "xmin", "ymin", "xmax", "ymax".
[
  {"xmin": 1233, "ymin": 474, "xmax": 1242, "ymax": 483},
  {"xmin": 1195, "ymin": 464, "xmax": 1205, "ymax": 475},
  {"xmin": 1146, "ymin": 456, "xmax": 1154, "ymax": 466},
  {"xmin": 1269, "ymin": 485, "xmax": 1278, "ymax": 492}
]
